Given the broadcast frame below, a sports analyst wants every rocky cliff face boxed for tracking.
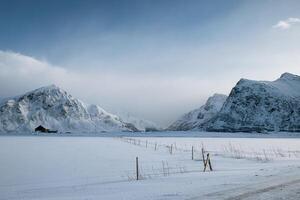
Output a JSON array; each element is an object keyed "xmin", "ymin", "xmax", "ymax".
[
  {"xmin": 168, "ymin": 94, "xmax": 227, "ymax": 131},
  {"xmin": 206, "ymin": 73, "xmax": 300, "ymax": 132},
  {"xmin": 0, "ymin": 85, "xmax": 138, "ymax": 133}
]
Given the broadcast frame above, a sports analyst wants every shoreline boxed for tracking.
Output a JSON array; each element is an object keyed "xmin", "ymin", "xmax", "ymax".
[{"xmin": 1, "ymin": 131, "xmax": 300, "ymax": 138}]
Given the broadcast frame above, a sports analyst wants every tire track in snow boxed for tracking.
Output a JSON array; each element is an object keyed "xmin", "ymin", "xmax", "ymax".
[{"xmin": 225, "ymin": 178, "xmax": 300, "ymax": 200}]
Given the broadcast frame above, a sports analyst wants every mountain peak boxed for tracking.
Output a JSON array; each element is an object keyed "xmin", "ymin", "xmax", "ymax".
[
  {"xmin": 279, "ymin": 72, "xmax": 300, "ymax": 81},
  {"xmin": 0, "ymin": 85, "xmax": 138, "ymax": 133},
  {"xmin": 167, "ymin": 93, "xmax": 227, "ymax": 131},
  {"xmin": 211, "ymin": 93, "xmax": 227, "ymax": 98},
  {"xmin": 45, "ymin": 84, "xmax": 60, "ymax": 89},
  {"xmin": 206, "ymin": 73, "xmax": 300, "ymax": 132},
  {"xmin": 29, "ymin": 84, "xmax": 66, "ymax": 96},
  {"xmin": 207, "ymin": 93, "xmax": 227, "ymax": 105},
  {"xmin": 39, "ymin": 84, "xmax": 61, "ymax": 91}
]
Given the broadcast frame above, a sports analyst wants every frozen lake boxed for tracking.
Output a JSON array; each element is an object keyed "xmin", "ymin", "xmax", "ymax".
[{"xmin": 1, "ymin": 134, "xmax": 300, "ymax": 200}]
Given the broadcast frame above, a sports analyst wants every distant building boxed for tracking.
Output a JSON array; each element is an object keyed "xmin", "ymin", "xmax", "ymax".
[
  {"xmin": 35, "ymin": 125, "xmax": 58, "ymax": 133},
  {"xmin": 35, "ymin": 125, "xmax": 49, "ymax": 132}
]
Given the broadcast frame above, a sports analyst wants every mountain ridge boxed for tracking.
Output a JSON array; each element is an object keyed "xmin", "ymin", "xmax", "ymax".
[
  {"xmin": 0, "ymin": 85, "xmax": 138, "ymax": 133},
  {"xmin": 168, "ymin": 93, "xmax": 227, "ymax": 131},
  {"xmin": 206, "ymin": 72, "xmax": 300, "ymax": 132}
]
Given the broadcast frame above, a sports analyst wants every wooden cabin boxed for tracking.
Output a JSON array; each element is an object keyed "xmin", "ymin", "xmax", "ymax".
[{"xmin": 35, "ymin": 125, "xmax": 49, "ymax": 133}]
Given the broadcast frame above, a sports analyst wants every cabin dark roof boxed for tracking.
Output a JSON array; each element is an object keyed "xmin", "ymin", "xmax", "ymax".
[{"xmin": 35, "ymin": 125, "xmax": 48, "ymax": 132}]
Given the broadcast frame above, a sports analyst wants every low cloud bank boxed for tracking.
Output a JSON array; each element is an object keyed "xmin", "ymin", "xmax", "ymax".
[{"xmin": 0, "ymin": 50, "xmax": 218, "ymax": 126}]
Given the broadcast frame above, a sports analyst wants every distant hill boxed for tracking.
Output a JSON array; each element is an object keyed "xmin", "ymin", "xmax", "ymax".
[
  {"xmin": 206, "ymin": 73, "xmax": 300, "ymax": 132},
  {"xmin": 168, "ymin": 94, "xmax": 227, "ymax": 131},
  {"xmin": 0, "ymin": 85, "xmax": 138, "ymax": 133},
  {"xmin": 117, "ymin": 112, "xmax": 160, "ymax": 132}
]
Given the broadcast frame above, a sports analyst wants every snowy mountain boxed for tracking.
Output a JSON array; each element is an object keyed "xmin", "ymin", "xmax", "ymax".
[
  {"xmin": 0, "ymin": 85, "xmax": 138, "ymax": 133},
  {"xmin": 118, "ymin": 112, "xmax": 160, "ymax": 131},
  {"xmin": 206, "ymin": 73, "xmax": 300, "ymax": 132},
  {"xmin": 168, "ymin": 94, "xmax": 227, "ymax": 131}
]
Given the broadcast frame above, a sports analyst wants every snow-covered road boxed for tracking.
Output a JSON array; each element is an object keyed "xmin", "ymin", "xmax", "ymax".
[{"xmin": 223, "ymin": 175, "xmax": 300, "ymax": 200}]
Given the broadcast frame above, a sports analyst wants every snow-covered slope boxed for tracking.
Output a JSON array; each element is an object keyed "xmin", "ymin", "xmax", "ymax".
[
  {"xmin": 168, "ymin": 94, "xmax": 227, "ymax": 131},
  {"xmin": 118, "ymin": 112, "xmax": 160, "ymax": 131},
  {"xmin": 0, "ymin": 85, "xmax": 138, "ymax": 133},
  {"xmin": 206, "ymin": 73, "xmax": 300, "ymax": 132}
]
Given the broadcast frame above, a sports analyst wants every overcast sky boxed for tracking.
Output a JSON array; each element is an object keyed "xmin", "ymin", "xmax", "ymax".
[{"xmin": 1, "ymin": 0, "xmax": 300, "ymax": 127}]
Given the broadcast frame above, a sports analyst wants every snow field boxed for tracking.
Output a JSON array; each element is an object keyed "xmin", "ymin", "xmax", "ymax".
[{"xmin": 1, "ymin": 135, "xmax": 300, "ymax": 200}]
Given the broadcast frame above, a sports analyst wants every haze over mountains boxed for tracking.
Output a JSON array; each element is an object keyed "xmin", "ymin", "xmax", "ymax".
[
  {"xmin": 168, "ymin": 94, "xmax": 227, "ymax": 131},
  {"xmin": 0, "ymin": 72, "xmax": 299, "ymax": 134}
]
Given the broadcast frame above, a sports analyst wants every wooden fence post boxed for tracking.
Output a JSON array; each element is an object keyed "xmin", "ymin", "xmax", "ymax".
[
  {"xmin": 192, "ymin": 146, "xmax": 194, "ymax": 160},
  {"xmin": 203, "ymin": 153, "xmax": 208, "ymax": 172},
  {"xmin": 136, "ymin": 157, "xmax": 139, "ymax": 180},
  {"xmin": 208, "ymin": 155, "xmax": 213, "ymax": 171},
  {"xmin": 203, "ymin": 153, "xmax": 213, "ymax": 172},
  {"xmin": 201, "ymin": 147, "xmax": 205, "ymax": 165}
]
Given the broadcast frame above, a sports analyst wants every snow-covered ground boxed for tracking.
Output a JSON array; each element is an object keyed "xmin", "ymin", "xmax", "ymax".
[{"xmin": 1, "ymin": 134, "xmax": 300, "ymax": 200}]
